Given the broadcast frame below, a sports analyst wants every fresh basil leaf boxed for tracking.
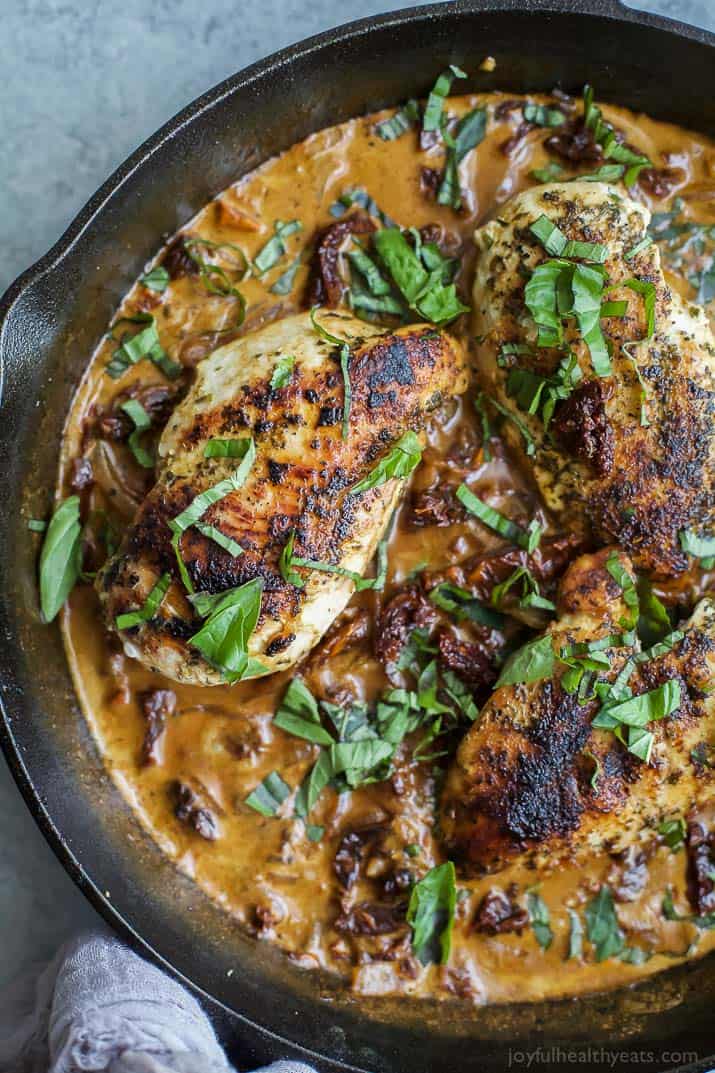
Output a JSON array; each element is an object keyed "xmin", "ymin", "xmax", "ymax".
[
  {"xmin": 279, "ymin": 529, "xmax": 303, "ymax": 588},
  {"xmin": 193, "ymin": 522, "xmax": 243, "ymax": 558},
  {"xmin": 524, "ymin": 260, "xmax": 567, "ymax": 348},
  {"xmin": 120, "ymin": 399, "xmax": 154, "ymax": 469},
  {"xmin": 270, "ymin": 354, "xmax": 295, "ymax": 391},
  {"xmin": 429, "ymin": 582, "xmax": 505, "ymax": 628},
  {"xmin": 582, "ymin": 85, "xmax": 651, "ymax": 187},
  {"xmin": 171, "ymin": 439, "xmax": 255, "ymax": 536},
  {"xmin": 140, "ymin": 265, "xmax": 170, "ymax": 292},
  {"xmin": 351, "ymin": 431, "xmax": 422, "ymax": 494},
  {"xmin": 407, "ymin": 861, "xmax": 457, "ymax": 965},
  {"xmin": 625, "ymin": 236, "xmax": 654, "ymax": 260},
  {"xmin": 245, "ymin": 771, "xmax": 291, "ymax": 817},
  {"xmin": 523, "ymin": 103, "xmax": 565, "ymax": 128},
  {"xmin": 28, "ymin": 518, "xmax": 47, "ymax": 533},
  {"xmin": 204, "ymin": 437, "xmax": 255, "ymax": 459},
  {"xmin": 106, "ymin": 315, "xmax": 181, "ymax": 381},
  {"xmin": 658, "ymin": 816, "xmax": 686, "ymax": 851},
  {"xmin": 376, "ymin": 99, "xmax": 420, "ymax": 140},
  {"xmin": 567, "ymin": 909, "xmax": 584, "ymax": 960},
  {"xmin": 270, "ymin": 253, "xmax": 304, "ymax": 295},
  {"xmin": 636, "ymin": 576, "xmax": 671, "ymax": 647},
  {"xmin": 585, "ymin": 885, "xmax": 624, "ymax": 962},
  {"xmin": 527, "ymin": 890, "xmax": 553, "ymax": 949},
  {"xmin": 274, "ymin": 678, "xmax": 334, "ymax": 746},
  {"xmin": 605, "ymin": 552, "xmax": 639, "ymax": 628},
  {"xmin": 39, "ymin": 496, "xmax": 82, "ymax": 622},
  {"xmin": 437, "ymin": 107, "xmax": 487, "ymax": 209},
  {"xmin": 495, "ymin": 634, "xmax": 555, "ymax": 687},
  {"xmin": 456, "ymin": 484, "xmax": 542, "ymax": 552},
  {"xmin": 530, "ymin": 162, "xmax": 565, "ymax": 183},
  {"xmin": 601, "ymin": 300, "xmax": 628, "ymax": 317},
  {"xmin": 571, "ymin": 263, "xmax": 611, "ymax": 375},
  {"xmin": 188, "ymin": 577, "xmax": 267, "ymax": 682},
  {"xmin": 422, "ymin": 66, "xmax": 466, "ymax": 133},
  {"xmin": 679, "ymin": 528, "xmax": 715, "ymax": 561},
  {"xmin": 577, "ymin": 164, "xmax": 626, "ymax": 182},
  {"xmin": 329, "ymin": 188, "xmax": 397, "ymax": 228},
  {"xmin": 594, "ymin": 679, "xmax": 681, "ymax": 730},
  {"xmin": 116, "ymin": 572, "xmax": 171, "ymax": 630},
  {"xmin": 348, "ymin": 243, "xmax": 392, "ymax": 296},
  {"xmin": 253, "ymin": 219, "xmax": 302, "ymax": 275},
  {"xmin": 531, "ymin": 215, "xmax": 568, "ymax": 256},
  {"xmin": 373, "ymin": 229, "xmax": 468, "ymax": 324}
]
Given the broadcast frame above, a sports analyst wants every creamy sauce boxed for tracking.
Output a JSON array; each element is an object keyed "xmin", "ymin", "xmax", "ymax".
[{"xmin": 59, "ymin": 92, "xmax": 715, "ymax": 1005}]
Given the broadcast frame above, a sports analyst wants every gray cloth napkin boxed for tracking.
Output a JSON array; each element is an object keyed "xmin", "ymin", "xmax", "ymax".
[{"xmin": 0, "ymin": 930, "xmax": 316, "ymax": 1073}]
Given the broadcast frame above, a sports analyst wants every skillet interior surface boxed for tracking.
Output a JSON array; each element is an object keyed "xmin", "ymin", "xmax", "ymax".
[{"xmin": 2, "ymin": 1, "xmax": 715, "ymax": 1069}]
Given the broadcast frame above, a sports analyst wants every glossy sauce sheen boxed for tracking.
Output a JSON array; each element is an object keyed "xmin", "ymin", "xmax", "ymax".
[{"xmin": 60, "ymin": 93, "xmax": 715, "ymax": 1004}]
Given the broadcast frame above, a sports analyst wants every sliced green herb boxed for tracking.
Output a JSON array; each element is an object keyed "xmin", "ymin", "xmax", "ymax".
[
  {"xmin": 456, "ymin": 484, "xmax": 542, "ymax": 552},
  {"xmin": 625, "ymin": 236, "xmax": 654, "ymax": 260},
  {"xmin": 423, "ymin": 66, "xmax": 467, "ymax": 133},
  {"xmin": 270, "ymin": 354, "xmax": 295, "ymax": 391},
  {"xmin": 245, "ymin": 771, "xmax": 291, "ymax": 817},
  {"xmin": 28, "ymin": 518, "xmax": 47, "ymax": 533},
  {"xmin": 577, "ymin": 164, "xmax": 626, "ymax": 182},
  {"xmin": 585, "ymin": 885, "xmax": 624, "ymax": 961},
  {"xmin": 527, "ymin": 890, "xmax": 553, "ymax": 949},
  {"xmin": 437, "ymin": 107, "xmax": 487, "ymax": 210},
  {"xmin": 270, "ymin": 253, "xmax": 305, "ymax": 295},
  {"xmin": 429, "ymin": 582, "xmax": 505, "ymax": 628},
  {"xmin": 106, "ymin": 315, "xmax": 182, "ymax": 381},
  {"xmin": 188, "ymin": 577, "xmax": 266, "ymax": 682},
  {"xmin": 274, "ymin": 678, "xmax": 334, "ymax": 746},
  {"xmin": 567, "ymin": 909, "xmax": 584, "ymax": 960},
  {"xmin": 523, "ymin": 103, "xmax": 565, "ymax": 127},
  {"xmin": 120, "ymin": 399, "xmax": 154, "ymax": 469},
  {"xmin": 204, "ymin": 438, "xmax": 256, "ymax": 459},
  {"xmin": 407, "ymin": 861, "xmax": 457, "ymax": 965},
  {"xmin": 39, "ymin": 496, "xmax": 82, "ymax": 622},
  {"xmin": 530, "ymin": 162, "xmax": 565, "ymax": 183},
  {"xmin": 116, "ymin": 572, "xmax": 171, "ymax": 630},
  {"xmin": 679, "ymin": 528, "xmax": 715, "ymax": 562},
  {"xmin": 376, "ymin": 99, "xmax": 420, "ymax": 140},
  {"xmin": 495, "ymin": 634, "xmax": 555, "ymax": 688},
  {"xmin": 253, "ymin": 219, "xmax": 302, "ymax": 275},
  {"xmin": 658, "ymin": 817, "xmax": 686, "ymax": 851},
  {"xmin": 373, "ymin": 228, "xmax": 468, "ymax": 325},
  {"xmin": 624, "ymin": 278, "xmax": 656, "ymax": 338},
  {"xmin": 351, "ymin": 431, "xmax": 423, "ymax": 494},
  {"xmin": 140, "ymin": 265, "xmax": 170, "ymax": 292},
  {"xmin": 193, "ymin": 522, "xmax": 243, "ymax": 558}
]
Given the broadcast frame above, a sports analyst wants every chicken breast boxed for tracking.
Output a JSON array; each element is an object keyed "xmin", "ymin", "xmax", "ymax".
[
  {"xmin": 472, "ymin": 181, "xmax": 715, "ymax": 578},
  {"xmin": 99, "ymin": 311, "xmax": 467, "ymax": 684},
  {"xmin": 441, "ymin": 547, "xmax": 715, "ymax": 875}
]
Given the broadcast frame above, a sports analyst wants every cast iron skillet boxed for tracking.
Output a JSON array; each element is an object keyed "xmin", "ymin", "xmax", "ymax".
[{"xmin": 2, "ymin": 1, "xmax": 715, "ymax": 1069}]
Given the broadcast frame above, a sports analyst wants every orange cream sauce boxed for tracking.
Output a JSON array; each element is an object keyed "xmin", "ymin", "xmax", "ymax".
[{"xmin": 59, "ymin": 91, "xmax": 715, "ymax": 1005}]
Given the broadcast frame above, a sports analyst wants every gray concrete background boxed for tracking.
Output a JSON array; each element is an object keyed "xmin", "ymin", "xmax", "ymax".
[{"xmin": 0, "ymin": 0, "xmax": 712, "ymax": 1004}]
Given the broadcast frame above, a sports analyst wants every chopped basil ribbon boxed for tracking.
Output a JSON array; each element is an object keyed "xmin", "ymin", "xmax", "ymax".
[
  {"xmin": 495, "ymin": 634, "xmax": 555, "ymax": 688},
  {"xmin": 309, "ymin": 309, "xmax": 352, "ymax": 439},
  {"xmin": 270, "ymin": 253, "xmax": 304, "ymax": 295},
  {"xmin": 245, "ymin": 771, "xmax": 291, "ymax": 817},
  {"xmin": 373, "ymin": 228, "xmax": 469, "ymax": 324},
  {"xmin": 422, "ymin": 66, "xmax": 466, "ymax": 133},
  {"xmin": 270, "ymin": 354, "xmax": 295, "ymax": 391},
  {"xmin": 294, "ymin": 739, "xmax": 394, "ymax": 816},
  {"xmin": 169, "ymin": 438, "xmax": 255, "ymax": 592},
  {"xmin": 253, "ymin": 219, "xmax": 302, "ymax": 275},
  {"xmin": 576, "ymin": 163, "xmax": 626, "ymax": 182},
  {"xmin": 204, "ymin": 438, "xmax": 255, "ymax": 459},
  {"xmin": 106, "ymin": 314, "xmax": 182, "ymax": 381},
  {"xmin": 489, "ymin": 395, "xmax": 536, "ymax": 457},
  {"xmin": 406, "ymin": 861, "xmax": 457, "ymax": 965},
  {"xmin": 193, "ymin": 522, "xmax": 243, "ymax": 558},
  {"xmin": 568, "ymin": 909, "xmax": 584, "ymax": 959},
  {"xmin": 116, "ymin": 572, "xmax": 171, "ymax": 630},
  {"xmin": 585, "ymin": 886, "xmax": 624, "ymax": 962},
  {"xmin": 438, "ymin": 107, "xmax": 487, "ymax": 210},
  {"xmin": 592, "ymin": 679, "xmax": 681, "ymax": 763},
  {"xmin": 527, "ymin": 890, "xmax": 553, "ymax": 949},
  {"xmin": 28, "ymin": 518, "xmax": 47, "ymax": 532},
  {"xmin": 600, "ymin": 300, "xmax": 628, "ymax": 317},
  {"xmin": 624, "ymin": 278, "xmax": 656, "ymax": 337},
  {"xmin": 279, "ymin": 529, "xmax": 302, "ymax": 587},
  {"xmin": 491, "ymin": 565, "xmax": 555, "ymax": 613},
  {"xmin": 679, "ymin": 528, "xmax": 715, "ymax": 568},
  {"xmin": 376, "ymin": 99, "xmax": 420, "ymax": 140},
  {"xmin": 636, "ymin": 577, "xmax": 672, "ymax": 646},
  {"xmin": 188, "ymin": 577, "xmax": 267, "ymax": 682},
  {"xmin": 274, "ymin": 678, "xmax": 334, "ymax": 746},
  {"xmin": 328, "ymin": 188, "xmax": 396, "ymax": 228},
  {"xmin": 530, "ymin": 216, "xmax": 607, "ymax": 263},
  {"xmin": 625, "ymin": 236, "xmax": 654, "ymax": 260},
  {"xmin": 38, "ymin": 496, "xmax": 82, "ymax": 622},
  {"xmin": 605, "ymin": 552, "xmax": 639, "ymax": 628},
  {"xmin": 350, "ymin": 431, "xmax": 422, "ymax": 494},
  {"xmin": 530, "ymin": 162, "xmax": 565, "ymax": 183},
  {"xmin": 120, "ymin": 399, "xmax": 154, "ymax": 468},
  {"xmin": 658, "ymin": 816, "xmax": 686, "ymax": 851},
  {"xmin": 571, "ymin": 264, "xmax": 611, "ymax": 375},
  {"xmin": 582, "ymin": 85, "xmax": 651, "ymax": 187},
  {"xmin": 523, "ymin": 103, "xmax": 565, "ymax": 128},
  {"xmin": 348, "ymin": 242, "xmax": 392, "ymax": 296},
  {"xmin": 429, "ymin": 582, "xmax": 505, "ymax": 628},
  {"xmin": 456, "ymin": 483, "xmax": 542, "ymax": 552},
  {"xmin": 140, "ymin": 265, "xmax": 170, "ymax": 292}
]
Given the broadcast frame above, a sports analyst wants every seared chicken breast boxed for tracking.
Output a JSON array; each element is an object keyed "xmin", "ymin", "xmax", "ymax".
[
  {"xmin": 441, "ymin": 547, "xmax": 715, "ymax": 875},
  {"xmin": 473, "ymin": 181, "xmax": 715, "ymax": 578},
  {"xmin": 99, "ymin": 311, "xmax": 467, "ymax": 684}
]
